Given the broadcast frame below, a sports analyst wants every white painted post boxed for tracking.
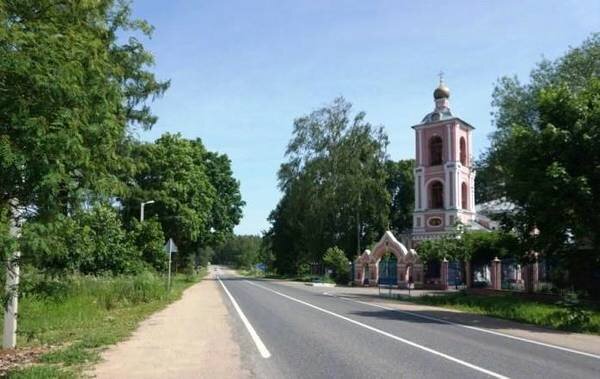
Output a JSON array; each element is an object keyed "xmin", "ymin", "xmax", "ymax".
[
  {"xmin": 3, "ymin": 250, "xmax": 20, "ymax": 349},
  {"xmin": 164, "ymin": 238, "xmax": 177, "ymax": 292},
  {"xmin": 4, "ymin": 202, "xmax": 21, "ymax": 349},
  {"xmin": 167, "ymin": 250, "xmax": 172, "ymax": 291}
]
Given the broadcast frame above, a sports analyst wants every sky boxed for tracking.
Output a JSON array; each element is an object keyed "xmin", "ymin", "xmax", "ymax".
[{"xmin": 129, "ymin": 0, "xmax": 600, "ymax": 235}]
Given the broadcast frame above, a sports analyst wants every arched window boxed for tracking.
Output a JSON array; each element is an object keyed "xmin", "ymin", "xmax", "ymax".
[
  {"xmin": 459, "ymin": 137, "xmax": 467, "ymax": 166},
  {"xmin": 461, "ymin": 182, "xmax": 468, "ymax": 209},
  {"xmin": 429, "ymin": 136, "xmax": 443, "ymax": 166},
  {"xmin": 430, "ymin": 181, "xmax": 444, "ymax": 209}
]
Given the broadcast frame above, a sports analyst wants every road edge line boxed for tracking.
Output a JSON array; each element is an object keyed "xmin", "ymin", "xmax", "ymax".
[{"xmin": 217, "ymin": 276, "xmax": 271, "ymax": 359}]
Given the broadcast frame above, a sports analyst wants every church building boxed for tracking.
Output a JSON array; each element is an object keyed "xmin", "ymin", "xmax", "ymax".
[{"xmin": 410, "ymin": 80, "xmax": 483, "ymax": 247}]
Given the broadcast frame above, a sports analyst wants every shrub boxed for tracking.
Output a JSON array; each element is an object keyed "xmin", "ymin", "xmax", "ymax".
[
  {"xmin": 131, "ymin": 218, "xmax": 167, "ymax": 271},
  {"xmin": 323, "ymin": 246, "xmax": 350, "ymax": 284},
  {"xmin": 21, "ymin": 205, "xmax": 144, "ymax": 276}
]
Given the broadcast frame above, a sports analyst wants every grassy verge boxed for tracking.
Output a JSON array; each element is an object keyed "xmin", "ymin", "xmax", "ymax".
[
  {"xmin": 5, "ymin": 269, "xmax": 205, "ymax": 378},
  {"xmin": 406, "ymin": 292, "xmax": 600, "ymax": 334}
]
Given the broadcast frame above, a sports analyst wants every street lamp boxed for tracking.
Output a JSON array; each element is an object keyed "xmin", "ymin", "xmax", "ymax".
[{"xmin": 140, "ymin": 200, "xmax": 155, "ymax": 222}]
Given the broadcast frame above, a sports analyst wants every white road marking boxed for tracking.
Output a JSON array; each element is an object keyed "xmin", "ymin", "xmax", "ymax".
[
  {"xmin": 246, "ymin": 280, "xmax": 509, "ymax": 379},
  {"xmin": 217, "ymin": 276, "xmax": 271, "ymax": 359},
  {"xmin": 342, "ymin": 297, "xmax": 600, "ymax": 361}
]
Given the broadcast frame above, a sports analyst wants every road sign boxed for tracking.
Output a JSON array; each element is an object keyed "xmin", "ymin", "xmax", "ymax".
[
  {"xmin": 164, "ymin": 238, "xmax": 177, "ymax": 291},
  {"xmin": 164, "ymin": 238, "xmax": 178, "ymax": 254}
]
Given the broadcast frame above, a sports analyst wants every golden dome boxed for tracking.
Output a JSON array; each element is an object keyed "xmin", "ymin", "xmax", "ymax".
[{"xmin": 433, "ymin": 82, "xmax": 450, "ymax": 99}]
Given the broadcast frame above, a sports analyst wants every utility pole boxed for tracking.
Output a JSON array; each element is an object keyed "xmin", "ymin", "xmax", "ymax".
[
  {"xmin": 140, "ymin": 200, "xmax": 155, "ymax": 222},
  {"xmin": 3, "ymin": 200, "xmax": 21, "ymax": 349}
]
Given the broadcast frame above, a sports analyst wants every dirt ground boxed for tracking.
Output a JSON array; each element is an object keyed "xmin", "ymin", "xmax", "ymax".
[{"xmin": 91, "ymin": 269, "xmax": 248, "ymax": 379}]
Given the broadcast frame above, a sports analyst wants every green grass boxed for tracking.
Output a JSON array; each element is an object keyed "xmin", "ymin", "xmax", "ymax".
[
  {"xmin": 5, "ymin": 269, "xmax": 205, "ymax": 378},
  {"xmin": 407, "ymin": 292, "xmax": 600, "ymax": 334}
]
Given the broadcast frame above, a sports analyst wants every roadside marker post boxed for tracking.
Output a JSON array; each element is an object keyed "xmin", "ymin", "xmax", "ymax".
[
  {"xmin": 3, "ymin": 201, "xmax": 22, "ymax": 349},
  {"xmin": 163, "ymin": 238, "xmax": 178, "ymax": 291}
]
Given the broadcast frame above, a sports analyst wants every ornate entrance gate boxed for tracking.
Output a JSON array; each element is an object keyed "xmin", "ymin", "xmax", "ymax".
[{"xmin": 378, "ymin": 254, "xmax": 397, "ymax": 285}]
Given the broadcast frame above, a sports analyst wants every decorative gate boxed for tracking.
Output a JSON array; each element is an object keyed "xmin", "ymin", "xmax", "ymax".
[
  {"xmin": 378, "ymin": 254, "xmax": 398, "ymax": 285},
  {"xmin": 448, "ymin": 261, "xmax": 463, "ymax": 287}
]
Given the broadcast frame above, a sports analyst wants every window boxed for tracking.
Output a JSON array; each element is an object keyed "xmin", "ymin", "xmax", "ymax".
[
  {"xmin": 461, "ymin": 182, "xmax": 468, "ymax": 209},
  {"xmin": 460, "ymin": 137, "xmax": 467, "ymax": 165},
  {"xmin": 430, "ymin": 181, "xmax": 444, "ymax": 209},
  {"xmin": 428, "ymin": 217, "xmax": 442, "ymax": 227},
  {"xmin": 429, "ymin": 136, "xmax": 443, "ymax": 166}
]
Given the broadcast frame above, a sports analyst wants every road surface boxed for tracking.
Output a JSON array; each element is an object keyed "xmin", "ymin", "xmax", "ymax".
[{"xmin": 215, "ymin": 267, "xmax": 600, "ymax": 379}]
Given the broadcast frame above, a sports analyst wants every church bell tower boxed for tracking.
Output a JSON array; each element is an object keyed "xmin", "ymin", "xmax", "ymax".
[{"xmin": 411, "ymin": 78, "xmax": 476, "ymax": 245}]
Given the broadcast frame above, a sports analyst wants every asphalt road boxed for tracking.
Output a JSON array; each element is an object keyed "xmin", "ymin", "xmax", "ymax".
[{"xmin": 215, "ymin": 268, "xmax": 600, "ymax": 379}]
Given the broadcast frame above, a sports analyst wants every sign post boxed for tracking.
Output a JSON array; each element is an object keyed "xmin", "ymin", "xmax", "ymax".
[{"xmin": 163, "ymin": 238, "xmax": 178, "ymax": 291}]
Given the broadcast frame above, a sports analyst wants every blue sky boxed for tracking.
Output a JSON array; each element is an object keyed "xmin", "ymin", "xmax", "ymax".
[{"xmin": 129, "ymin": 0, "xmax": 599, "ymax": 235}]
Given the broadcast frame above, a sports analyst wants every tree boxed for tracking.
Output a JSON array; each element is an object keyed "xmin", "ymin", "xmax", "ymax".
[
  {"xmin": 478, "ymin": 34, "xmax": 600, "ymax": 271},
  {"xmin": 213, "ymin": 235, "xmax": 262, "ymax": 269},
  {"xmin": 385, "ymin": 160, "xmax": 415, "ymax": 235},
  {"xmin": 417, "ymin": 231, "xmax": 518, "ymax": 265},
  {"xmin": 203, "ymin": 151, "xmax": 245, "ymax": 245},
  {"xmin": 0, "ymin": 0, "xmax": 169, "ymax": 221},
  {"xmin": 122, "ymin": 134, "xmax": 214, "ymax": 258},
  {"xmin": 130, "ymin": 218, "xmax": 167, "ymax": 271},
  {"xmin": 121, "ymin": 134, "xmax": 244, "ymax": 262},
  {"xmin": 266, "ymin": 97, "xmax": 390, "ymax": 275}
]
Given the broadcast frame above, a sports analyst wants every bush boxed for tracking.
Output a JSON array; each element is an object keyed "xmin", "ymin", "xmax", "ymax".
[
  {"xmin": 323, "ymin": 246, "xmax": 350, "ymax": 284},
  {"xmin": 131, "ymin": 218, "xmax": 167, "ymax": 271},
  {"xmin": 21, "ymin": 205, "xmax": 144, "ymax": 276}
]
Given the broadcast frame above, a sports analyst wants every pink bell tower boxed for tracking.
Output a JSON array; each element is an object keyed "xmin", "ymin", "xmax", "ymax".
[{"xmin": 411, "ymin": 78, "xmax": 476, "ymax": 246}]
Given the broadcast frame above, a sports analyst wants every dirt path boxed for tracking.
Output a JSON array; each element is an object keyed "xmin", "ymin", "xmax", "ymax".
[{"xmin": 92, "ymin": 269, "xmax": 248, "ymax": 379}]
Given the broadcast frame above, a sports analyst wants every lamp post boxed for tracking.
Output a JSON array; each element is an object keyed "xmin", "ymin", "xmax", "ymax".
[{"xmin": 140, "ymin": 200, "xmax": 155, "ymax": 222}]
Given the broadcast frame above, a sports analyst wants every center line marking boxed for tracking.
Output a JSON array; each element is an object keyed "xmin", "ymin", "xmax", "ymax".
[
  {"xmin": 217, "ymin": 276, "xmax": 271, "ymax": 359},
  {"xmin": 245, "ymin": 280, "xmax": 509, "ymax": 379}
]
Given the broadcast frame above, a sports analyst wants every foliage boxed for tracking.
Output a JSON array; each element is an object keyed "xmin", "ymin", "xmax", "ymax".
[
  {"xmin": 417, "ymin": 230, "xmax": 519, "ymax": 264},
  {"xmin": 322, "ymin": 246, "xmax": 350, "ymax": 284},
  {"xmin": 385, "ymin": 160, "xmax": 415, "ymax": 235},
  {"xmin": 411, "ymin": 292, "xmax": 600, "ymax": 334},
  {"xmin": 0, "ymin": 0, "xmax": 168, "ymax": 219},
  {"xmin": 213, "ymin": 235, "xmax": 262, "ymax": 269},
  {"xmin": 196, "ymin": 246, "xmax": 215, "ymax": 268},
  {"xmin": 121, "ymin": 134, "xmax": 244, "ymax": 261},
  {"xmin": 476, "ymin": 34, "xmax": 600, "ymax": 273},
  {"xmin": 266, "ymin": 97, "xmax": 390, "ymax": 275},
  {"xmin": 130, "ymin": 218, "xmax": 167, "ymax": 272},
  {"xmin": 21, "ymin": 205, "xmax": 144, "ymax": 275}
]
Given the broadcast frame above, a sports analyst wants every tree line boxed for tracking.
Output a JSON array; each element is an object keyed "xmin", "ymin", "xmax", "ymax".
[{"xmin": 0, "ymin": 1, "xmax": 244, "ymax": 277}]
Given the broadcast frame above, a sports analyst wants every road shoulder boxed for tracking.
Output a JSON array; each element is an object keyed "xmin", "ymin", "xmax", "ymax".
[{"xmin": 92, "ymin": 270, "xmax": 248, "ymax": 379}]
